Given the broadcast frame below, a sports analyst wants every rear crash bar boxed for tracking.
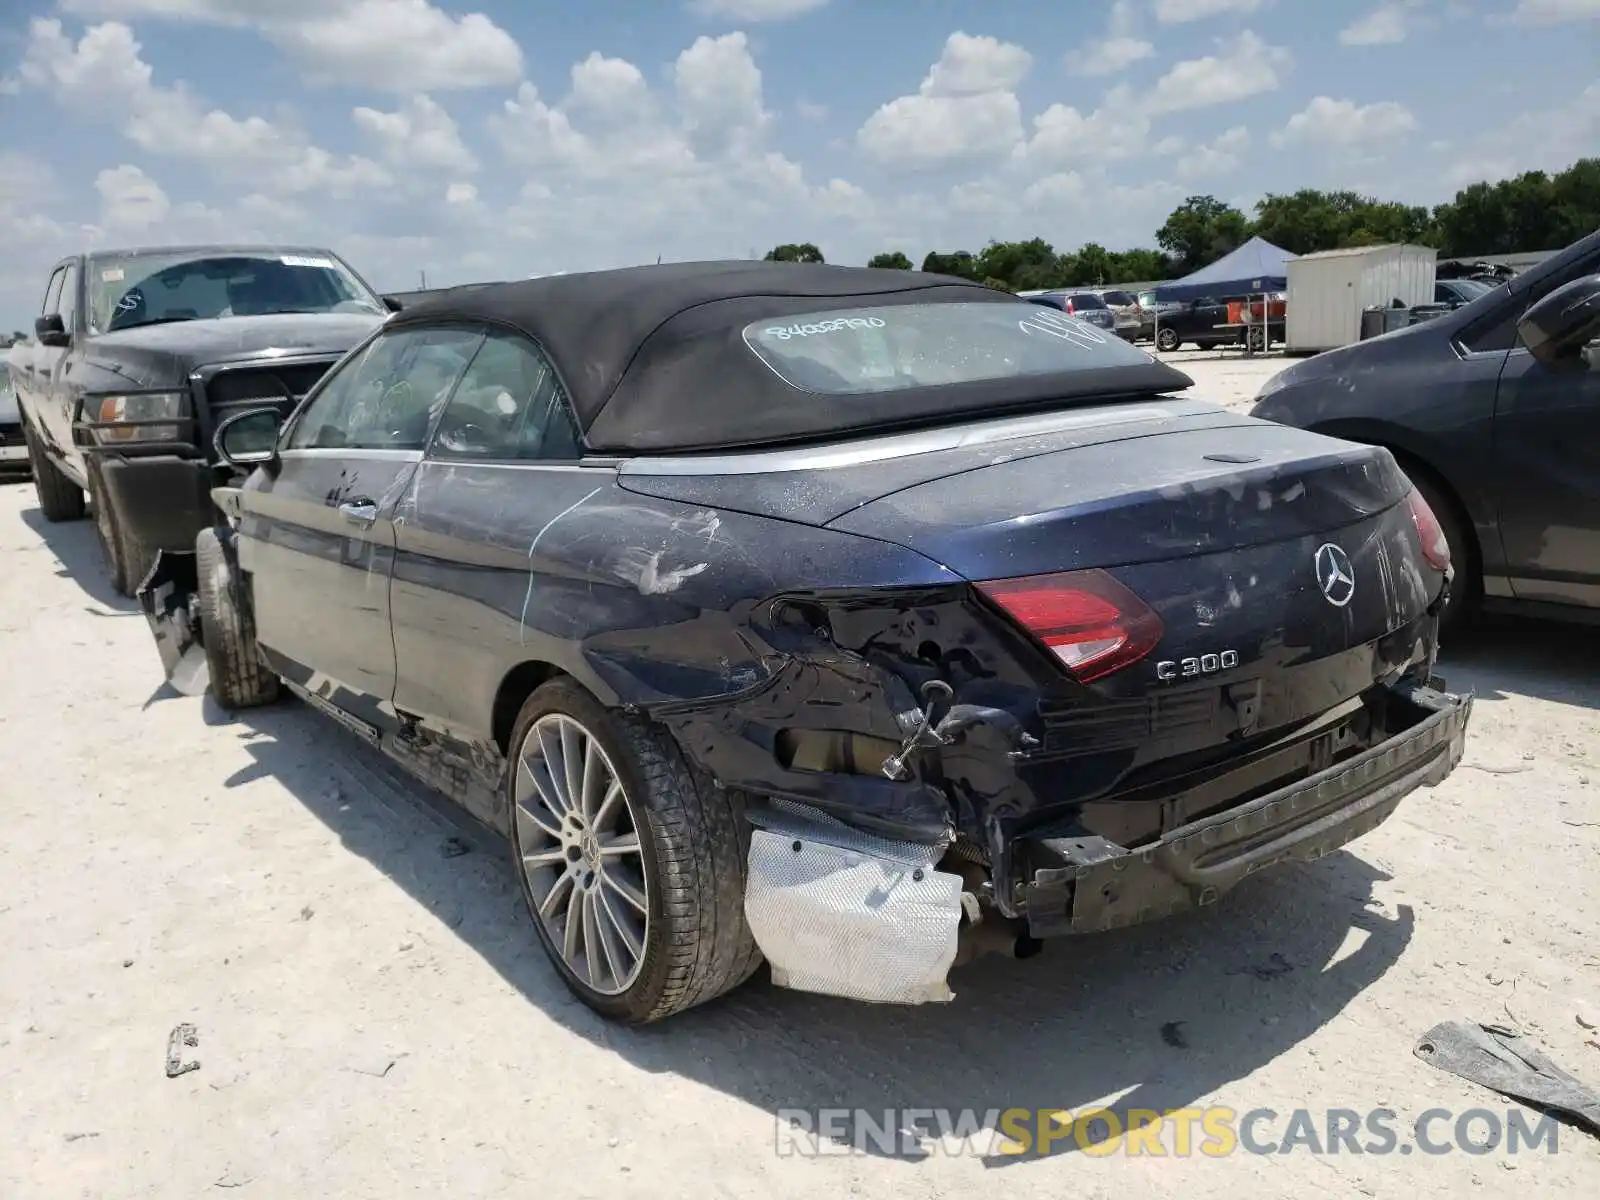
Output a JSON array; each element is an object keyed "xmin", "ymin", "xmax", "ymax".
[{"xmin": 1020, "ymin": 682, "xmax": 1472, "ymax": 937}]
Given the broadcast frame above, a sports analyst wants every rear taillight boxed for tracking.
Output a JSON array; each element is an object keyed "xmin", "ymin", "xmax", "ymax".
[
  {"xmin": 1405, "ymin": 488, "xmax": 1451, "ymax": 573},
  {"xmin": 977, "ymin": 568, "xmax": 1164, "ymax": 683}
]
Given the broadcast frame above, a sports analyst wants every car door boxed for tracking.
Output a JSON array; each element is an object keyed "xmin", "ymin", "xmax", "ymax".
[
  {"xmin": 44, "ymin": 259, "xmax": 83, "ymax": 455},
  {"xmin": 1487, "ymin": 259, "xmax": 1600, "ymax": 608},
  {"xmin": 389, "ymin": 327, "xmax": 607, "ymax": 764},
  {"xmin": 19, "ymin": 265, "xmax": 67, "ymax": 448},
  {"xmin": 239, "ymin": 323, "xmax": 483, "ymax": 726},
  {"xmin": 1191, "ymin": 296, "xmax": 1227, "ymax": 339}
]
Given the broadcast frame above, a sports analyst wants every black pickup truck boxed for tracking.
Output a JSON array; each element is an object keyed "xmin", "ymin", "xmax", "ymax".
[{"xmin": 7, "ymin": 245, "xmax": 392, "ymax": 594}]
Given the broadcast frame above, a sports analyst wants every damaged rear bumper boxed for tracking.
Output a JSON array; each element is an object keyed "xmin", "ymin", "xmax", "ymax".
[
  {"xmin": 1020, "ymin": 683, "xmax": 1472, "ymax": 936},
  {"xmin": 741, "ymin": 681, "xmax": 1470, "ymax": 1005}
]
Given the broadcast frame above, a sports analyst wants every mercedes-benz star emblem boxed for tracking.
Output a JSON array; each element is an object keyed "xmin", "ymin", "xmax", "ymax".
[{"xmin": 1314, "ymin": 543, "xmax": 1356, "ymax": 608}]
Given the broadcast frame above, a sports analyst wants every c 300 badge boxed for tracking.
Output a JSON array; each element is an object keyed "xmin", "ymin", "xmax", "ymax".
[{"xmin": 1155, "ymin": 650, "xmax": 1239, "ymax": 681}]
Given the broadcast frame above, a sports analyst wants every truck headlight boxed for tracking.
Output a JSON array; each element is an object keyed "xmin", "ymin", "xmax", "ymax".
[{"xmin": 93, "ymin": 392, "xmax": 188, "ymax": 443}]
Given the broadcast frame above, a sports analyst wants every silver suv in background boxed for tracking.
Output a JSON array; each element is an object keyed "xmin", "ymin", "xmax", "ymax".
[
  {"xmin": 1018, "ymin": 290, "xmax": 1119, "ymax": 333},
  {"xmin": 1092, "ymin": 289, "xmax": 1145, "ymax": 341},
  {"xmin": 0, "ymin": 362, "xmax": 26, "ymax": 477}
]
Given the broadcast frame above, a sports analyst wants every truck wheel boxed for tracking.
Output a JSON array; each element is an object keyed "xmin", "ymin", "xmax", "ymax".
[
  {"xmin": 196, "ymin": 527, "xmax": 280, "ymax": 710},
  {"xmin": 506, "ymin": 678, "xmax": 762, "ymax": 1024},
  {"xmin": 23, "ymin": 420, "xmax": 86, "ymax": 523},
  {"xmin": 1155, "ymin": 327, "xmax": 1180, "ymax": 352}
]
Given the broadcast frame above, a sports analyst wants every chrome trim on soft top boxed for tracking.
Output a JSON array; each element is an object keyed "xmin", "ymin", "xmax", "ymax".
[{"xmin": 619, "ymin": 397, "xmax": 1216, "ymax": 477}]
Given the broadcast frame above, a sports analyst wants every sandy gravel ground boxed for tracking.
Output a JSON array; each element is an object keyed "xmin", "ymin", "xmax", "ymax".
[{"xmin": 2, "ymin": 356, "xmax": 1597, "ymax": 1199}]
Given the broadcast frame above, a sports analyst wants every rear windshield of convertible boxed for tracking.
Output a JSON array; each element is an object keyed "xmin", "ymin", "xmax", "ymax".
[{"xmin": 742, "ymin": 301, "xmax": 1156, "ymax": 395}]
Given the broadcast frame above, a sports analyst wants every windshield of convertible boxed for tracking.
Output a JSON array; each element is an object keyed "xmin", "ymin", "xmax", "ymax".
[
  {"xmin": 742, "ymin": 301, "xmax": 1157, "ymax": 395},
  {"xmin": 87, "ymin": 250, "xmax": 384, "ymax": 334}
]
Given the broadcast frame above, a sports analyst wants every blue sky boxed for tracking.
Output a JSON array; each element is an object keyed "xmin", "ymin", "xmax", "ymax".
[{"xmin": 1, "ymin": 0, "xmax": 1596, "ymax": 328}]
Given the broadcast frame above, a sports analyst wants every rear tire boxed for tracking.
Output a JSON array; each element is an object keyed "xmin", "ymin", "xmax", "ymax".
[
  {"xmin": 506, "ymin": 678, "xmax": 761, "ymax": 1024},
  {"xmin": 23, "ymin": 420, "xmax": 85, "ymax": 523},
  {"xmin": 1155, "ymin": 327, "xmax": 1180, "ymax": 352},
  {"xmin": 196, "ymin": 527, "xmax": 280, "ymax": 710}
]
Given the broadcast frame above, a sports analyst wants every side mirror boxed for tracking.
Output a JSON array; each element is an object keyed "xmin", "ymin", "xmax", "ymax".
[
  {"xmin": 35, "ymin": 314, "xmax": 69, "ymax": 347},
  {"xmin": 214, "ymin": 407, "xmax": 282, "ymax": 470},
  {"xmin": 383, "ymin": 296, "xmax": 404, "ymax": 313},
  {"xmin": 1519, "ymin": 275, "xmax": 1600, "ymax": 366}
]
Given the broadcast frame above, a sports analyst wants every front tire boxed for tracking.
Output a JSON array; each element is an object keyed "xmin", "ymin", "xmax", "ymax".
[
  {"xmin": 1155, "ymin": 327, "xmax": 1180, "ymax": 352},
  {"xmin": 196, "ymin": 527, "xmax": 280, "ymax": 710},
  {"xmin": 507, "ymin": 679, "xmax": 761, "ymax": 1024},
  {"xmin": 23, "ymin": 420, "xmax": 86, "ymax": 523}
]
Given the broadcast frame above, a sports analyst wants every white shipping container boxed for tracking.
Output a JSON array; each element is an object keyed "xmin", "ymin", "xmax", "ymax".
[{"xmin": 1285, "ymin": 244, "xmax": 1438, "ymax": 352}]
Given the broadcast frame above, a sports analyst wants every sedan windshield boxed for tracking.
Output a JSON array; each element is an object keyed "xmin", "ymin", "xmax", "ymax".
[{"xmin": 87, "ymin": 250, "xmax": 384, "ymax": 334}]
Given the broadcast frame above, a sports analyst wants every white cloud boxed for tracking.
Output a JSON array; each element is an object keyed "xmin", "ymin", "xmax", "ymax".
[
  {"xmin": 353, "ymin": 94, "xmax": 476, "ymax": 173},
  {"xmin": 686, "ymin": 0, "xmax": 830, "ymax": 19},
  {"xmin": 1021, "ymin": 85, "xmax": 1150, "ymax": 166},
  {"xmin": 1172, "ymin": 125, "xmax": 1250, "ymax": 178},
  {"xmin": 1144, "ymin": 30, "xmax": 1291, "ymax": 113},
  {"xmin": 1152, "ymin": 0, "xmax": 1266, "ymax": 22},
  {"xmin": 445, "ymin": 181, "xmax": 478, "ymax": 205},
  {"xmin": 484, "ymin": 37, "xmax": 875, "ymax": 266},
  {"xmin": 59, "ymin": 0, "xmax": 522, "ymax": 91},
  {"xmin": 674, "ymin": 32, "xmax": 773, "ymax": 157},
  {"xmin": 1440, "ymin": 82, "xmax": 1599, "ymax": 187},
  {"xmin": 855, "ymin": 32, "xmax": 1030, "ymax": 166},
  {"xmin": 1274, "ymin": 96, "xmax": 1418, "ymax": 148},
  {"xmin": 20, "ymin": 19, "xmax": 393, "ymax": 197},
  {"xmin": 1508, "ymin": 0, "xmax": 1600, "ymax": 23},
  {"xmin": 1340, "ymin": 6, "xmax": 1411, "ymax": 44},
  {"xmin": 94, "ymin": 163, "xmax": 169, "ymax": 226},
  {"xmin": 920, "ymin": 32, "xmax": 1033, "ymax": 96},
  {"xmin": 1068, "ymin": 36, "xmax": 1156, "ymax": 76}
]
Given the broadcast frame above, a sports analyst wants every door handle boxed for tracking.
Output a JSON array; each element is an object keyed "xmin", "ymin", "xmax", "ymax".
[{"xmin": 338, "ymin": 499, "xmax": 378, "ymax": 526}]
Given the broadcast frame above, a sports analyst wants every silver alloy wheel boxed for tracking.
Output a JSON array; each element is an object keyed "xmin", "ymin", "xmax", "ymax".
[{"xmin": 514, "ymin": 713, "xmax": 650, "ymax": 996}]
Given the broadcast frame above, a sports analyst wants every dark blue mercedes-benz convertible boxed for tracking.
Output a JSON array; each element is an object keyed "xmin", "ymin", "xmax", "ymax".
[{"xmin": 139, "ymin": 261, "xmax": 1471, "ymax": 1023}]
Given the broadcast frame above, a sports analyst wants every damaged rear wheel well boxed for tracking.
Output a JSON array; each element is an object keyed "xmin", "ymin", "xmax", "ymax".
[{"xmin": 492, "ymin": 661, "xmax": 565, "ymax": 755}]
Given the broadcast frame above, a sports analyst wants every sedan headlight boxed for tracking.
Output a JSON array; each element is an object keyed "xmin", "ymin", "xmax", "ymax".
[{"xmin": 92, "ymin": 391, "xmax": 189, "ymax": 443}]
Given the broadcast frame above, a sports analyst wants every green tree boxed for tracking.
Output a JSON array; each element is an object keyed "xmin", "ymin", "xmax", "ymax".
[
  {"xmin": 1107, "ymin": 248, "xmax": 1172, "ymax": 283},
  {"xmin": 920, "ymin": 250, "xmax": 979, "ymax": 279},
  {"xmin": 867, "ymin": 251, "xmax": 913, "ymax": 269},
  {"xmin": 1156, "ymin": 195, "xmax": 1250, "ymax": 273},
  {"xmin": 764, "ymin": 242, "xmax": 825, "ymax": 263},
  {"xmin": 1430, "ymin": 161, "xmax": 1600, "ymax": 257},
  {"xmin": 975, "ymin": 238, "xmax": 1062, "ymax": 291},
  {"xmin": 1251, "ymin": 189, "xmax": 1433, "ymax": 256}
]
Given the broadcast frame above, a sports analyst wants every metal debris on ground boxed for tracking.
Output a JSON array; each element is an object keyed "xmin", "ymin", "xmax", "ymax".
[
  {"xmin": 165, "ymin": 1023, "xmax": 200, "ymax": 1078},
  {"xmin": 1413, "ymin": 1020, "xmax": 1600, "ymax": 1138}
]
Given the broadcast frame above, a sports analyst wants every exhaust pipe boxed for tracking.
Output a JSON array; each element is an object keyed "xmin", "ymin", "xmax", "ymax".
[{"xmin": 954, "ymin": 908, "xmax": 1036, "ymax": 966}]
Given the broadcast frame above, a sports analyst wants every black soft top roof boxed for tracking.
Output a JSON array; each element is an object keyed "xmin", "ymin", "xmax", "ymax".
[{"xmin": 391, "ymin": 260, "xmax": 1191, "ymax": 453}]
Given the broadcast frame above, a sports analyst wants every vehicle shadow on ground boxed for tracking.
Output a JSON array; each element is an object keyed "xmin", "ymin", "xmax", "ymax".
[
  {"xmin": 206, "ymin": 695, "xmax": 1416, "ymax": 1167},
  {"xmin": 19, "ymin": 505, "xmax": 138, "ymax": 615},
  {"xmin": 1437, "ymin": 619, "xmax": 1600, "ymax": 710}
]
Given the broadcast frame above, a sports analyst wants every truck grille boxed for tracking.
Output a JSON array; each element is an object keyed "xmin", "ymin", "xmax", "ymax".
[{"xmin": 200, "ymin": 359, "xmax": 340, "ymax": 430}]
